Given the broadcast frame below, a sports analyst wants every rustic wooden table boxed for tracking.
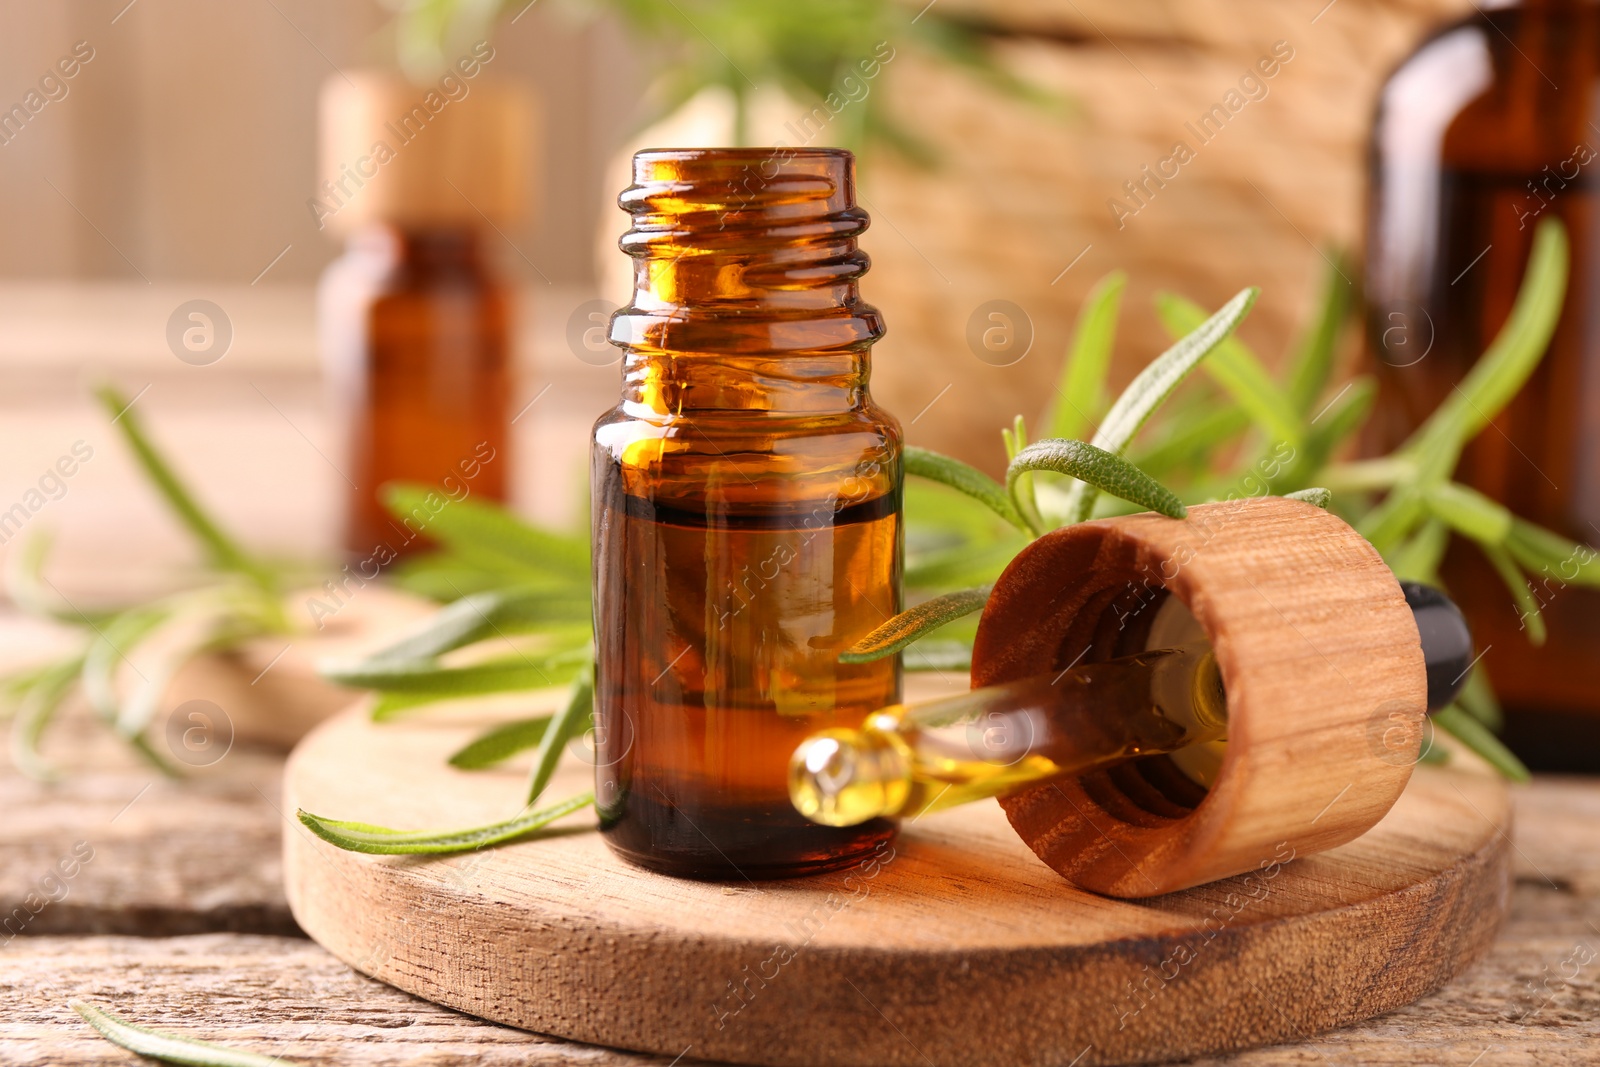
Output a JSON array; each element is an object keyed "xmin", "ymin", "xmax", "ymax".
[{"xmin": 3, "ymin": 691, "xmax": 1598, "ymax": 1067}]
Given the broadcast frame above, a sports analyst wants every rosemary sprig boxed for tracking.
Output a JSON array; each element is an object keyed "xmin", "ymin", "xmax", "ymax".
[
  {"xmin": 9, "ymin": 230, "xmax": 1571, "ymax": 818},
  {"xmin": 318, "ymin": 232, "xmax": 1574, "ymax": 801},
  {"xmin": 834, "ymin": 286, "xmax": 1260, "ymax": 649},
  {"xmin": 447, "ymin": 714, "xmax": 552, "ymax": 769},
  {"xmin": 1048, "ymin": 271, "xmax": 1126, "ymax": 441},
  {"xmin": 847, "ymin": 220, "xmax": 1577, "ymax": 783},
  {"xmin": 297, "ymin": 792, "xmax": 594, "ymax": 855},
  {"xmin": 93, "ymin": 386, "xmax": 277, "ymax": 597},
  {"xmin": 388, "ymin": 0, "xmax": 1066, "ymax": 160},
  {"xmin": 3, "ymin": 389, "xmax": 297, "ymax": 779},
  {"xmin": 71, "ymin": 1001, "xmax": 293, "ymax": 1067},
  {"xmin": 840, "ymin": 587, "xmax": 993, "ymax": 664},
  {"xmin": 299, "ymin": 655, "xmax": 599, "ymax": 855}
]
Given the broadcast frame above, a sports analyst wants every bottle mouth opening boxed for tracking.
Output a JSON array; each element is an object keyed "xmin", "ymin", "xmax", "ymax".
[
  {"xmin": 632, "ymin": 146, "xmax": 855, "ymax": 165},
  {"xmin": 624, "ymin": 146, "xmax": 856, "ymax": 211}
]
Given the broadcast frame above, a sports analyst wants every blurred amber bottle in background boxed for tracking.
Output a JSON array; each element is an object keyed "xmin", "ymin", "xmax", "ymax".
[
  {"xmin": 316, "ymin": 73, "xmax": 533, "ymax": 558},
  {"xmin": 1368, "ymin": 0, "xmax": 1600, "ymax": 767}
]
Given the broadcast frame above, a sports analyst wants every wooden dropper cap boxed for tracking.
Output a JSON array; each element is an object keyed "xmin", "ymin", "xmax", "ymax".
[
  {"xmin": 970, "ymin": 496, "xmax": 1428, "ymax": 898},
  {"xmin": 316, "ymin": 71, "xmax": 533, "ymax": 234}
]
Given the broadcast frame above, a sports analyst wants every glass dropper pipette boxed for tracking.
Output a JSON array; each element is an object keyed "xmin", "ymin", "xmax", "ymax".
[{"xmin": 790, "ymin": 583, "xmax": 1472, "ymax": 828}]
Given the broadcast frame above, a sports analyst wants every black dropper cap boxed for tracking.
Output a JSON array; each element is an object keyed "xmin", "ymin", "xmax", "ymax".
[{"xmin": 1400, "ymin": 582, "xmax": 1474, "ymax": 712}]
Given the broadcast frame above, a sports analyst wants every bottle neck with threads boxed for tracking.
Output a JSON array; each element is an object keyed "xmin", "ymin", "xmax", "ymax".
[{"xmin": 610, "ymin": 148, "xmax": 884, "ymax": 419}]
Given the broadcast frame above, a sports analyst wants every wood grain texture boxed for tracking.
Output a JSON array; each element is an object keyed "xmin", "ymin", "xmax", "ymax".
[
  {"xmin": 0, "ymin": 934, "xmax": 670, "ymax": 1067},
  {"xmin": 977, "ymin": 497, "xmax": 1425, "ymax": 896},
  {"xmin": 7, "ymin": 779, "xmax": 1600, "ymax": 1065},
  {"xmin": 0, "ymin": 717, "xmax": 296, "ymax": 938},
  {"xmin": 283, "ymin": 692, "xmax": 1509, "ymax": 1067},
  {"xmin": 0, "ymin": 587, "xmax": 432, "ymax": 938},
  {"xmin": 3, "ymin": 872, "xmax": 1597, "ymax": 1067}
]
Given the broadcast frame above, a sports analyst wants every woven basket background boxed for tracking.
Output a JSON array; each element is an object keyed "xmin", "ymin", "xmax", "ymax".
[{"xmin": 860, "ymin": 0, "xmax": 1472, "ymax": 472}]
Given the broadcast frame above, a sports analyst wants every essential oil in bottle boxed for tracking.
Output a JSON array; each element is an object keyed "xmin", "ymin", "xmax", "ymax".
[{"xmin": 590, "ymin": 148, "xmax": 903, "ymax": 879}]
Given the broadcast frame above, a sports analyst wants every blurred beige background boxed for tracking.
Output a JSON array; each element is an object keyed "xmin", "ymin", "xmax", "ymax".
[
  {"xmin": 0, "ymin": 0, "xmax": 1473, "ymax": 591},
  {"xmin": 0, "ymin": 0, "xmax": 638, "ymax": 283}
]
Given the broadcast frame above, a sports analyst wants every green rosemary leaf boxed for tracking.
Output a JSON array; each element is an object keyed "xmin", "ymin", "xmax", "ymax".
[
  {"xmin": 0, "ymin": 661, "xmax": 55, "ymax": 704},
  {"xmin": 383, "ymin": 484, "xmax": 589, "ymax": 579},
  {"xmin": 903, "ymin": 446, "xmax": 1029, "ymax": 533},
  {"xmin": 117, "ymin": 614, "xmax": 251, "ymax": 740},
  {"xmin": 1062, "ymin": 287, "xmax": 1258, "ymax": 523},
  {"xmin": 324, "ymin": 649, "xmax": 588, "ymax": 697},
  {"xmin": 82, "ymin": 604, "xmax": 173, "ymax": 727},
  {"xmin": 1261, "ymin": 376, "xmax": 1378, "ymax": 494},
  {"xmin": 840, "ymin": 587, "xmax": 992, "ymax": 663},
  {"xmin": 71, "ymin": 1001, "xmax": 292, "ymax": 1067},
  {"xmin": 1319, "ymin": 456, "xmax": 1415, "ymax": 494},
  {"xmin": 94, "ymin": 385, "xmax": 274, "ymax": 592},
  {"xmin": 1156, "ymin": 293, "xmax": 1304, "ymax": 448},
  {"xmin": 1205, "ymin": 337, "xmax": 1305, "ymax": 446},
  {"xmin": 904, "ymin": 539, "xmax": 1025, "ymax": 592},
  {"xmin": 5, "ymin": 532, "xmax": 106, "ymax": 627},
  {"xmin": 1000, "ymin": 416, "xmax": 1045, "ymax": 534},
  {"xmin": 905, "ymin": 479, "xmax": 1014, "ymax": 541},
  {"xmin": 1001, "ymin": 414, "xmax": 1028, "ymax": 462},
  {"xmin": 296, "ymin": 791, "xmax": 595, "ymax": 855},
  {"xmin": 390, "ymin": 554, "xmax": 536, "ymax": 601},
  {"xmin": 1431, "ymin": 705, "xmax": 1531, "ymax": 783},
  {"xmin": 9, "ymin": 654, "xmax": 85, "ymax": 781},
  {"xmin": 369, "ymin": 690, "xmax": 458, "ymax": 721},
  {"xmin": 1478, "ymin": 540, "xmax": 1546, "ymax": 646},
  {"xmin": 1300, "ymin": 376, "xmax": 1375, "ymax": 456},
  {"xmin": 1286, "ymin": 253, "xmax": 1355, "ymax": 415},
  {"xmin": 901, "ymin": 639, "xmax": 973, "ymax": 672},
  {"xmin": 1282, "ymin": 487, "xmax": 1331, "ymax": 509},
  {"xmin": 1387, "ymin": 518, "xmax": 1449, "ymax": 584},
  {"xmin": 1008, "ymin": 440, "xmax": 1186, "ymax": 520},
  {"xmin": 1416, "ymin": 732, "xmax": 1450, "ymax": 765},
  {"xmin": 1358, "ymin": 486, "xmax": 1426, "ymax": 556},
  {"xmin": 1504, "ymin": 518, "xmax": 1600, "ymax": 586},
  {"xmin": 448, "ymin": 715, "xmax": 553, "ymax": 769},
  {"xmin": 526, "ymin": 668, "xmax": 593, "ymax": 805},
  {"xmin": 1048, "ymin": 270, "xmax": 1126, "ymax": 441},
  {"xmin": 1456, "ymin": 664, "xmax": 1505, "ymax": 732},
  {"xmin": 1129, "ymin": 406, "xmax": 1251, "ymax": 480},
  {"xmin": 1425, "ymin": 481, "xmax": 1513, "ymax": 545},
  {"xmin": 366, "ymin": 587, "xmax": 591, "ymax": 663},
  {"xmin": 1402, "ymin": 218, "xmax": 1568, "ymax": 478}
]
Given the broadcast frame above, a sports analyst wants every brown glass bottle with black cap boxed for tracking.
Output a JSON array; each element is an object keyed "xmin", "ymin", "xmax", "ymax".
[
  {"xmin": 1367, "ymin": 1, "xmax": 1600, "ymax": 749},
  {"xmin": 590, "ymin": 148, "xmax": 902, "ymax": 879}
]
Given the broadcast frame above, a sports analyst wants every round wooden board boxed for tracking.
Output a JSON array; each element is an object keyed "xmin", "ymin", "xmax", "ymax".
[{"xmin": 283, "ymin": 683, "xmax": 1512, "ymax": 1067}]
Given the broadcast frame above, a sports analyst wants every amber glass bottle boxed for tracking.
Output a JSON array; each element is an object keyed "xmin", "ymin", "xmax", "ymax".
[
  {"xmin": 320, "ymin": 224, "xmax": 510, "ymax": 555},
  {"xmin": 1367, "ymin": 0, "xmax": 1600, "ymax": 758},
  {"xmin": 316, "ymin": 73, "xmax": 529, "ymax": 559},
  {"xmin": 591, "ymin": 148, "xmax": 903, "ymax": 879}
]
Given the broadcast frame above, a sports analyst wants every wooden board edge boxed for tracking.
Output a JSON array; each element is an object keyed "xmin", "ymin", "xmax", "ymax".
[{"xmin": 283, "ymin": 760, "xmax": 1512, "ymax": 1067}]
